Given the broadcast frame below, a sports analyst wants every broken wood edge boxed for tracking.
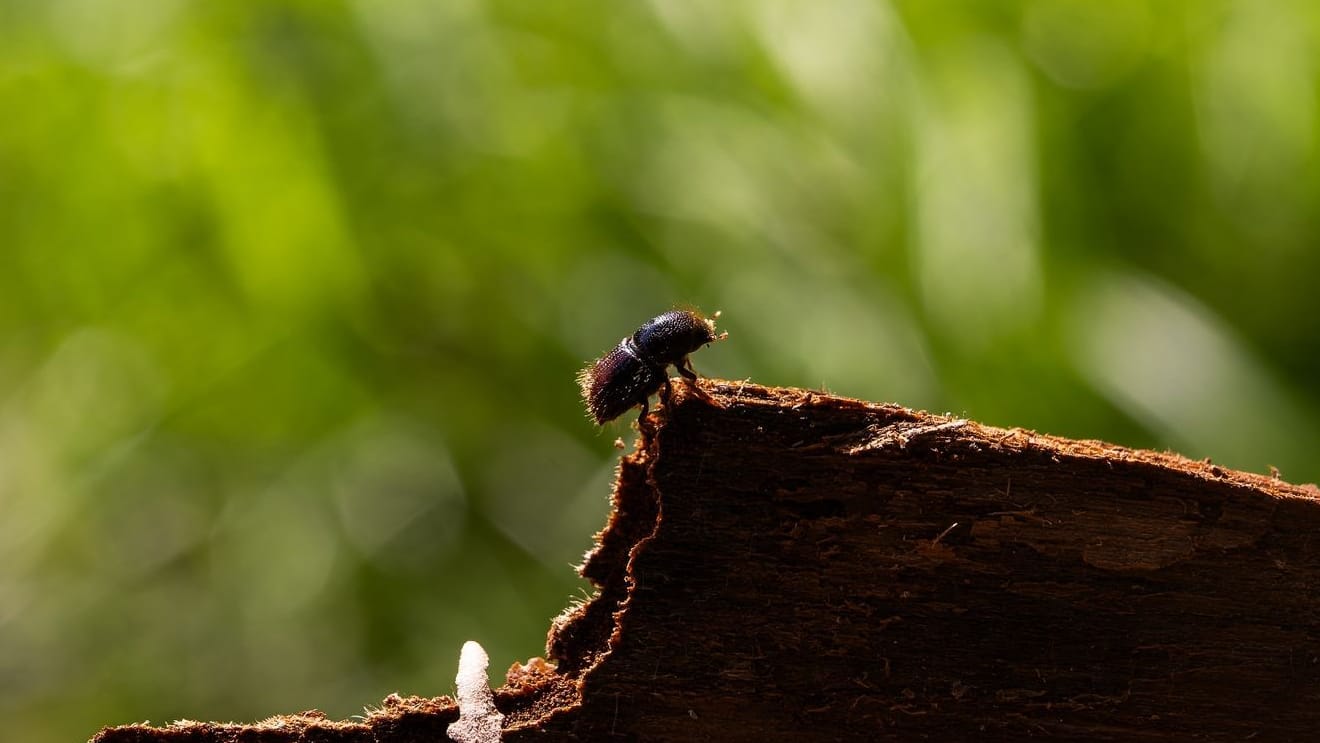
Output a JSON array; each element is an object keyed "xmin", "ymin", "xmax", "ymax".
[
  {"xmin": 523, "ymin": 377, "xmax": 1320, "ymax": 733},
  {"xmin": 88, "ymin": 379, "xmax": 1320, "ymax": 741},
  {"xmin": 531, "ymin": 379, "xmax": 1320, "ymax": 727},
  {"xmin": 684, "ymin": 380, "xmax": 1317, "ymax": 504}
]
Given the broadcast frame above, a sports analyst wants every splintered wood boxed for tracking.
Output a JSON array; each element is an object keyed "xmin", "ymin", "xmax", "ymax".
[
  {"xmin": 91, "ymin": 380, "xmax": 1320, "ymax": 742},
  {"xmin": 528, "ymin": 381, "xmax": 1320, "ymax": 741}
]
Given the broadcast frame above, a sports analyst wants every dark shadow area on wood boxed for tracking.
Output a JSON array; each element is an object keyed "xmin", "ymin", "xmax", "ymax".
[{"xmin": 92, "ymin": 380, "xmax": 1320, "ymax": 742}]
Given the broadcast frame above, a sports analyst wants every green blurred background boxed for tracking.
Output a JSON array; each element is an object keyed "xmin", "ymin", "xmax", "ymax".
[{"xmin": 3, "ymin": 1, "xmax": 1318, "ymax": 740}]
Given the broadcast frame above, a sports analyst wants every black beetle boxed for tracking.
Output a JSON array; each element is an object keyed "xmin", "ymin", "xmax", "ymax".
[{"xmin": 578, "ymin": 309, "xmax": 726, "ymax": 425}]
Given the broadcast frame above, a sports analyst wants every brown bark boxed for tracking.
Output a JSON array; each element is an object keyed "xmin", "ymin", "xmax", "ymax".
[{"xmin": 92, "ymin": 380, "xmax": 1320, "ymax": 742}]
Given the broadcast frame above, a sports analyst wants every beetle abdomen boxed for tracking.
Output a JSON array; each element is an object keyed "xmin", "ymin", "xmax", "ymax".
[{"xmin": 578, "ymin": 341, "xmax": 663, "ymax": 425}]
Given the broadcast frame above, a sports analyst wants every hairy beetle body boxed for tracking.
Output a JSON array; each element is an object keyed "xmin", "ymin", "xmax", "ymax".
[{"xmin": 578, "ymin": 309, "xmax": 725, "ymax": 425}]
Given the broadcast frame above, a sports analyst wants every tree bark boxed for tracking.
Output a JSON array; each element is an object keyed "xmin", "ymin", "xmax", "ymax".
[{"xmin": 92, "ymin": 380, "xmax": 1320, "ymax": 742}]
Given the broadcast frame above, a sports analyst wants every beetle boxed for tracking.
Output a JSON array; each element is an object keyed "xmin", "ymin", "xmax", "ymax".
[{"xmin": 578, "ymin": 308, "xmax": 726, "ymax": 425}]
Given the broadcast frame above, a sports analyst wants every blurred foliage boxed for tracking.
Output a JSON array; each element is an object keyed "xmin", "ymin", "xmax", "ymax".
[{"xmin": 2, "ymin": 1, "xmax": 1319, "ymax": 741}]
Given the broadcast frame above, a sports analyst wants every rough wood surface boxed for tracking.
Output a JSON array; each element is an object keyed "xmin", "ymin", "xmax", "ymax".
[{"xmin": 92, "ymin": 380, "xmax": 1320, "ymax": 742}]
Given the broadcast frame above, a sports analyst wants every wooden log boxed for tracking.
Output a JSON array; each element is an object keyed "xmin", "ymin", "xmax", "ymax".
[{"xmin": 91, "ymin": 380, "xmax": 1320, "ymax": 742}]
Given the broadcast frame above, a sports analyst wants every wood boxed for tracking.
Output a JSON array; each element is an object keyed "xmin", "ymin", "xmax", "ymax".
[{"xmin": 91, "ymin": 380, "xmax": 1320, "ymax": 742}]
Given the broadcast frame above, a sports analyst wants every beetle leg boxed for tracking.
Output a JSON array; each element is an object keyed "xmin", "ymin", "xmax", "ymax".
[
  {"xmin": 679, "ymin": 358, "xmax": 718, "ymax": 404},
  {"xmin": 635, "ymin": 395, "xmax": 650, "ymax": 428}
]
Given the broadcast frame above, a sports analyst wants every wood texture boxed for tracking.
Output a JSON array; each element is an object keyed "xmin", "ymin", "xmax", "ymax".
[{"xmin": 91, "ymin": 380, "xmax": 1320, "ymax": 742}]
